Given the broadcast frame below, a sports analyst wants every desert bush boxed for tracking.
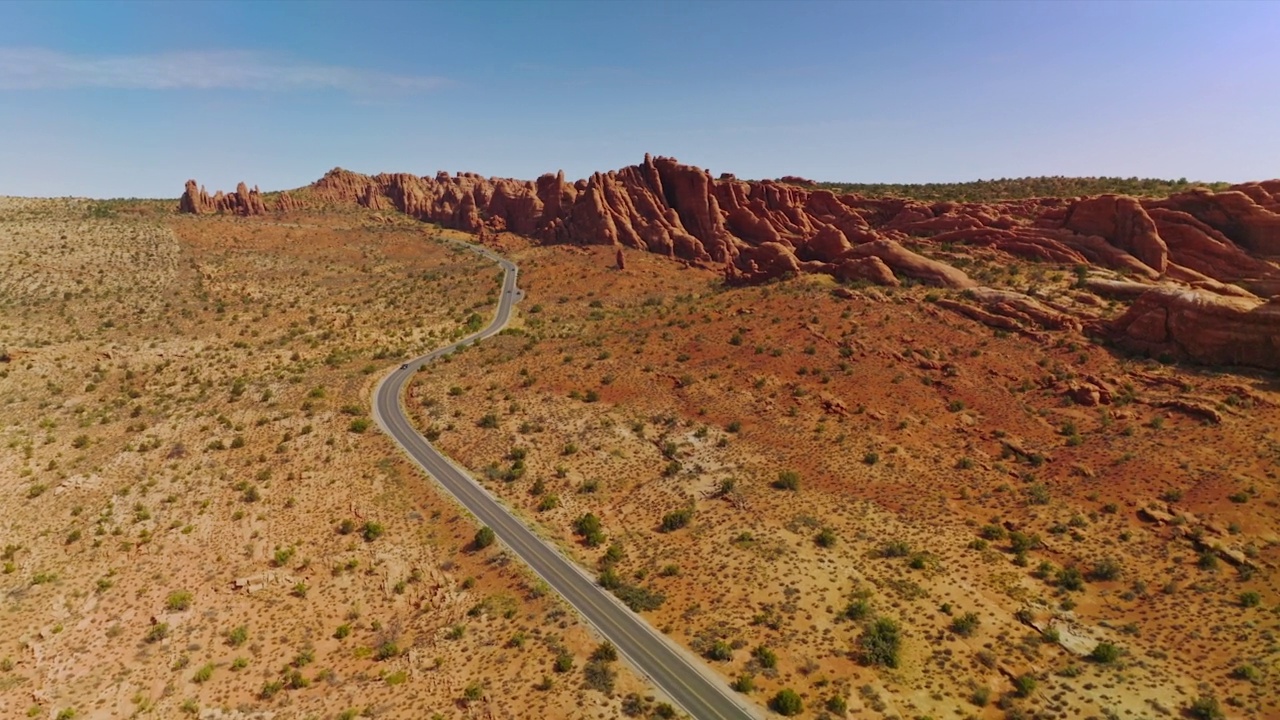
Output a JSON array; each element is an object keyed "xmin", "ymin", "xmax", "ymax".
[
  {"xmin": 583, "ymin": 659, "xmax": 616, "ymax": 693},
  {"xmin": 773, "ymin": 470, "xmax": 800, "ymax": 491},
  {"xmin": 574, "ymin": 513, "xmax": 605, "ymax": 546},
  {"xmin": 770, "ymin": 688, "xmax": 803, "ymax": 716},
  {"xmin": 706, "ymin": 641, "xmax": 733, "ymax": 662},
  {"xmin": 473, "ymin": 526, "xmax": 496, "ymax": 549},
  {"xmin": 859, "ymin": 617, "xmax": 901, "ymax": 668},
  {"xmin": 659, "ymin": 507, "xmax": 693, "ymax": 532},
  {"xmin": 361, "ymin": 521, "xmax": 385, "ymax": 542},
  {"xmin": 1056, "ymin": 565, "xmax": 1085, "ymax": 591},
  {"xmin": 881, "ymin": 540, "xmax": 911, "ymax": 558},
  {"xmin": 950, "ymin": 612, "xmax": 980, "ymax": 637},
  {"xmin": 753, "ymin": 645, "xmax": 778, "ymax": 669},
  {"xmin": 1090, "ymin": 642, "xmax": 1121, "ymax": 664},
  {"xmin": 1089, "ymin": 557, "xmax": 1122, "ymax": 581},
  {"xmin": 166, "ymin": 590, "xmax": 193, "ymax": 611},
  {"xmin": 1188, "ymin": 694, "xmax": 1224, "ymax": 720},
  {"xmin": 226, "ymin": 625, "xmax": 248, "ymax": 647}
]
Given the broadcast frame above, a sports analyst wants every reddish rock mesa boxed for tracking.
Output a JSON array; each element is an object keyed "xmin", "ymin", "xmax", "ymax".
[{"xmin": 179, "ymin": 157, "xmax": 1280, "ymax": 369}]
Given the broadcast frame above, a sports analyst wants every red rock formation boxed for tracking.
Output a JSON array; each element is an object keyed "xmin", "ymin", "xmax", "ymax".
[
  {"xmin": 178, "ymin": 179, "xmax": 268, "ymax": 215},
  {"xmin": 178, "ymin": 180, "xmax": 212, "ymax": 214},
  {"xmin": 178, "ymin": 157, "xmax": 1280, "ymax": 300},
  {"xmin": 1062, "ymin": 195, "xmax": 1168, "ymax": 273},
  {"xmin": 1146, "ymin": 189, "xmax": 1280, "ymax": 256},
  {"xmin": 275, "ymin": 191, "xmax": 301, "ymax": 213},
  {"xmin": 1108, "ymin": 287, "xmax": 1280, "ymax": 370}
]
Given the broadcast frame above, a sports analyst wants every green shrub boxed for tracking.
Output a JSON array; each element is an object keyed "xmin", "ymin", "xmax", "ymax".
[
  {"xmin": 583, "ymin": 658, "xmax": 616, "ymax": 693},
  {"xmin": 1055, "ymin": 565, "xmax": 1085, "ymax": 591},
  {"xmin": 659, "ymin": 507, "xmax": 693, "ymax": 533},
  {"xmin": 348, "ymin": 417, "xmax": 370, "ymax": 433},
  {"xmin": 773, "ymin": 470, "xmax": 800, "ymax": 491},
  {"xmin": 361, "ymin": 521, "xmax": 385, "ymax": 542},
  {"xmin": 1013, "ymin": 673, "xmax": 1037, "ymax": 697},
  {"xmin": 705, "ymin": 641, "xmax": 733, "ymax": 662},
  {"xmin": 1089, "ymin": 557, "xmax": 1122, "ymax": 581},
  {"xmin": 473, "ymin": 526, "xmax": 496, "ymax": 549},
  {"xmin": 226, "ymin": 625, "xmax": 248, "ymax": 647},
  {"xmin": 553, "ymin": 651, "xmax": 574, "ymax": 673},
  {"xmin": 144, "ymin": 623, "xmax": 169, "ymax": 643},
  {"xmin": 1090, "ymin": 642, "xmax": 1121, "ymax": 664},
  {"xmin": 844, "ymin": 598, "xmax": 871, "ymax": 621},
  {"xmin": 1188, "ymin": 694, "xmax": 1225, "ymax": 720},
  {"xmin": 166, "ymin": 590, "xmax": 192, "ymax": 611},
  {"xmin": 880, "ymin": 540, "xmax": 911, "ymax": 558},
  {"xmin": 573, "ymin": 513, "xmax": 605, "ymax": 547},
  {"xmin": 950, "ymin": 612, "xmax": 980, "ymax": 637},
  {"xmin": 770, "ymin": 688, "xmax": 803, "ymax": 716},
  {"xmin": 859, "ymin": 617, "xmax": 901, "ymax": 668}
]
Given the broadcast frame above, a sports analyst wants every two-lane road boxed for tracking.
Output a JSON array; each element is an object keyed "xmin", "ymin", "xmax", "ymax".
[{"xmin": 372, "ymin": 241, "xmax": 759, "ymax": 720}]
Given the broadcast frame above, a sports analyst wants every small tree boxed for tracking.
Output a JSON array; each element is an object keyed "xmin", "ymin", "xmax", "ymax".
[
  {"xmin": 473, "ymin": 526, "xmax": 496, "ymax": 550},
  {"xmin": 770, "ymin": 688, "xmax": 803, "ymax": 716}
]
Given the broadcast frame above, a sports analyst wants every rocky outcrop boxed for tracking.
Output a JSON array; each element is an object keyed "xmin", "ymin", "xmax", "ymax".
[
  {"xmin": 1147, "ymin": 188, "xmax": 1280, "ymax": 256},
  {"xmin": 1063, "ymin": 195, "xmax": 1168, "ymax": 273},
  {"xmin": 178, "ymin": 180, "xmax": 268, "ymax": 216},
  {"xmin": 1108, "ymin": 287, "xmax": 1280, "ymax": 370},
  {"xmin": 178, "ymin": 157, "xmax": 1280, "ymax": 302}
]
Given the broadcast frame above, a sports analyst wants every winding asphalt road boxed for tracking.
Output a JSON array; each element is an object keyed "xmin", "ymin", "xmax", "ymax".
[{"xmin": 372, "ymin": 241, "xmax": 760, "ymax": 720}]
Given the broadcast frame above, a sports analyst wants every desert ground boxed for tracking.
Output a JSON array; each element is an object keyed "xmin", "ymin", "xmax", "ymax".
[
  {"xmin": 1, "ymin": 196, "xmax": 1277, "ymax": 720},
  {"xmin": 411, "ymin": 237, "xmax": 1280, "ymax": 720},
  {"xmin": 0, "ymin": 199, "xmax": 654, "ymax": 720}
]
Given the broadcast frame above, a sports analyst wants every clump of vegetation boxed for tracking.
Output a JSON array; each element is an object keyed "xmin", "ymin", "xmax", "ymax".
[
  {"xmin": 574, "ymin": 513, "xmax": 606, "ymax": 547},
  {"xmin": 659, "ymin": 507, "xmax": 693, "ymax": 532},
  {"xmin": 772, "ymin": 470, "xmax": 800, "ymax": 491},
  {"xmin": 770, "ymin": 688, "xmax": 803, "ymax": 716},
  {"xmin": 813, "ymin": 176, "xmax": 1228, "ymax": 203},
  {"xmin": 858, "ymin": 617, "xmax": 901, "ymax": 668},
  {"xmin": 473, "ymin": 525, "xmax": 496, "ymax": 549},
  {"xmin": 950, "ymin": 612, "xmax": 980, "ymax": 637}
]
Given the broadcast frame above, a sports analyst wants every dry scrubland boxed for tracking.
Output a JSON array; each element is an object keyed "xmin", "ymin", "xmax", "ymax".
[
  {"xmin": 0, "ymin": 199, "xmax": 650, "ymax": 720},
  {"xmin": 413, "ymin": 241, "xmax": 1280, "ymax": 720}
]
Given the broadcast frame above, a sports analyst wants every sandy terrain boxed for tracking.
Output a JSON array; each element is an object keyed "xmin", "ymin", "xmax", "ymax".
[
  {"xmin": 0, "ymin": 200, "xmax": 652, "ymax": 720},
  {"xmin": 411, "ymin": 238, "xmax": 1280, "ymax": 720}
]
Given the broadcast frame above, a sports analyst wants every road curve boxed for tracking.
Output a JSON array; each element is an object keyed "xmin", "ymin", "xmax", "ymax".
[{"xmin": 372, "ymin": 241, "xmax": 760, "ymax": 720}]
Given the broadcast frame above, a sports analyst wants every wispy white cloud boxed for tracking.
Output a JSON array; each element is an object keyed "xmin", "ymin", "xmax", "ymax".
[{"xmin": 0, "ymin": 47, "xmax": 449, "ymax": 93}]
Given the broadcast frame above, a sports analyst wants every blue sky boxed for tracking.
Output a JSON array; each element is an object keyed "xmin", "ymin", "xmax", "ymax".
[{"xmin": 1, "ymin": 0, "xmax": 1277, "ymax": 198}]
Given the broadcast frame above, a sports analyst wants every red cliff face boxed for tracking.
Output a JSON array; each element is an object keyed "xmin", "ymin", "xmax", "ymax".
[{"xmin": 178, "ymin": 157, "xmax": 1280, "ymax": 367}]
